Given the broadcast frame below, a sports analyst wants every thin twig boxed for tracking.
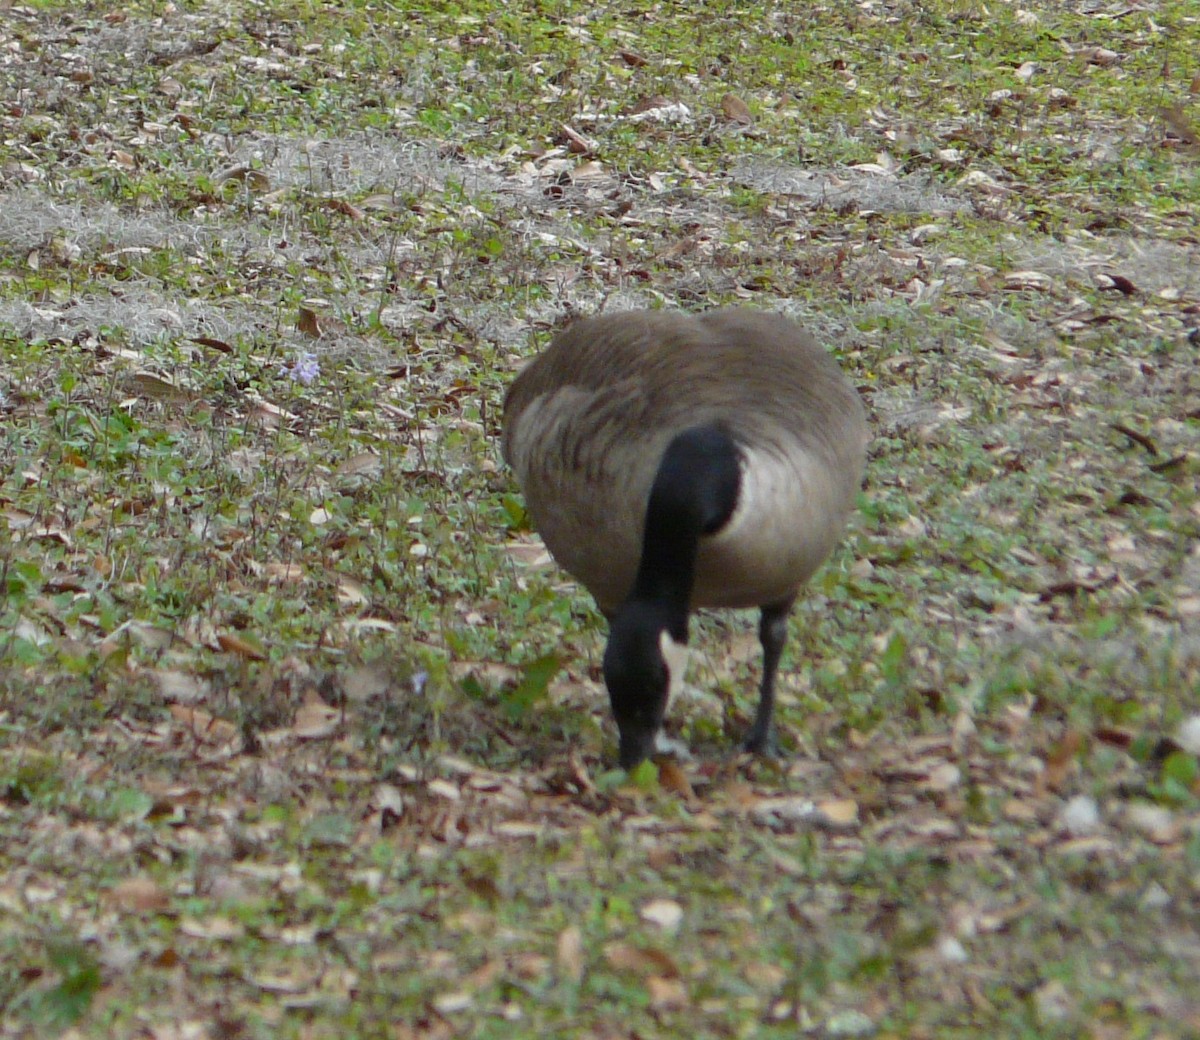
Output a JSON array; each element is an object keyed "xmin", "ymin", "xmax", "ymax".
[{"xmin": 1110, "ymin": 423, "xmax": 1158, "ymax": 456}]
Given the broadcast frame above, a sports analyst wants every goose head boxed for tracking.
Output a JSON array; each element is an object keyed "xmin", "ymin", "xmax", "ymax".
[{"xmin": 603, "ymin": 601, "xmax": 690, "ymax": 769}]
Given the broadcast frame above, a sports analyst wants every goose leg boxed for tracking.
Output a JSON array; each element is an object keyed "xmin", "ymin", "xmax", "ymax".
[{"xmin": 743, "ymin": 599, "xmax": 794, "ymax": 754}]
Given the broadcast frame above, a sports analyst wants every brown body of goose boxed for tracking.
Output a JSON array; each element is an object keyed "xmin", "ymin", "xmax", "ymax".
[{"xmin": 502, "ymin": 308, "xmax": 868, "ymax": 768}]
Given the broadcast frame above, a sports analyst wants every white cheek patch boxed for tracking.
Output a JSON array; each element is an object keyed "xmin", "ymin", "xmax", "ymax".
[
  {"xmin": 653, "ymin": 632, "xmax": 693, "ymax": 761},
  {"xmin": 658, "ymin": 631, "xmax": 690, "ymax": 702}
]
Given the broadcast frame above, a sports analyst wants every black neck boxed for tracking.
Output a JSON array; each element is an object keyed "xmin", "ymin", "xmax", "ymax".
[{"xmin": 628, "ymin": 425, "xmax": 741, "ymax": 634}]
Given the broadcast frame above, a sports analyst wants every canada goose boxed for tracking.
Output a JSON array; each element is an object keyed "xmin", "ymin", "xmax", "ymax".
[{"xmin": 502, "ymin": 308, "xmax": 867, "ymax": 769}]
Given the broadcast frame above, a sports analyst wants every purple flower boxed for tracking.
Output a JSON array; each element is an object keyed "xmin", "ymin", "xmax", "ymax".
[{"xmin": 280, "ymin": 352, "xmax": 320, "ymax": 385}]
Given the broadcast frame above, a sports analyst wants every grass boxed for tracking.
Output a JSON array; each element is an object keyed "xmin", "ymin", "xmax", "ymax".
[{"xmin": 1, "ymin": 0, "xmax": 1199, "ymax": 1036}]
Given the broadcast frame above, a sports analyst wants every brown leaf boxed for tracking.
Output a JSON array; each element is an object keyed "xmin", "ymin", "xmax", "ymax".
[
  {"xmin": 216, "ymin": 632, "xmax": 267, "ymax": 661},
  {"xmin": 503, "ymin": 539, "xmax": 554, "ymax": 569},
  {"xmin": 557, "ymin": 925, "xmax": 585, "ymax": 982},
  {"xmin": 1160, "ymin": 105, "xmax": 1200, "ymax": 149},
  {"xmin": 326, "ymin": 198, "xmax": 365, "ymax": 220},
  {"xmin": 1042, "ymin": 730, "xmax": 1083, "ymax": 792},
  {"xmin": 1094, "ymin": 725, "xmax": 1134, "ymax": 749},
  {"xmin": 656, "ymin": 759, "xmax": 694, "ymax": 799},
  {"xmin": 107, "ymin": 876, "xmax": 170, "ymax": 914},
  {"xmin": 1079, "ymin": 46, "xmax": 1119, "ymax": 67},
  {"xmin": 603, "ymin": 942, "xmax": 679, "ymax": 977},
  {"xmin": 647, "ymin": 975, "xmax": 688, "ymax": 1010},
  {"xmin": 293, "ymin": 694, "xmax": 341, "ymax": 739},
  {"xmin": 463, "ymin": 873, "xmax": 501, "ymax": 904},
  {"xmin": 1125, "ymin": 803, "xmax": 1180, "ymax": 844},
  {"xmin": 920, "ymin": 763, "xmax": 962, "ymax": 793},
  {"xmin": 215, "ymin": 164, "xmax": 270, "ymax": 191},
  {"xmin": 297, "ymin": 306, "xmax": 322, "ymax": 338},
  {"xmin": 247, "ymin": 399, "xmax": 295, "ymax": 428},
  {"xmin": 126, "ymin": 371, "xmax": 194, "ymax": 404},
  {"xmin": 559, "ymin": 124, "xmax": 594, "ymax": 154},
  {"xmin": 343, "ymin": 662, "xmax": 393, "ymax": 705},
  {"xmin": 1098, "ymin": 273, "xmax": 1138, "ymax": 295},
  {"xmin": 260, "ymin": 561, "xmax": 305, "ymax": 585},
  {"xmin": 627, "ymin": 94, "xmax": 673, "ymax": 116},
  {"xmin": 815, "ymin": 798, "xmax": 860, "ymax": 828},
  {"xmin": 168, "ymin": 705, "xmax": 239, "ymax": 745},
  {"xmin": 336, "ymin": 452, "xmax": 383, "ymax": 479},
  {"xmin": 720, "ymin": 93, "xmax": 753, "ymax": 124}
]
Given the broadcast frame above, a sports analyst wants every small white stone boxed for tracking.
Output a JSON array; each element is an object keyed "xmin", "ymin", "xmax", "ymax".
[
  {"xmin": 1175, "ymin": 715, "xmax": 1200, "ymax": 755},
  {"xmin": 1034, "ymin": 980, "xmax": 1075, "ymax": 1024},
  {"xmin": 1139, "ymin": 882, "xmax": 1170, "ymax": 911},
  {"xmin": 1059, "ymin": 795, "xmax": 1100, "ymax": 836},
  {"xmin": 938, "ymin": 936, "xmax": 969, "ymax": 964},
  {"xmin": 433, "ymin": 993, "xmax": 473, "ymax": 1015},
  {"xmin": 640, "ymin": 898, "xmax": 684, "ymax": 932},
  {"xmin": 825, "ymin": 1010, "xmax": 875, "ymax": 1037}
]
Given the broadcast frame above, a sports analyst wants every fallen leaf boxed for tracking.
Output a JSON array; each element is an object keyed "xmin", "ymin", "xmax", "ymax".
[
  {"xmin": 1125, "ymin": 803, "xmax": 1179, "ymax": 844},
  {"xmin": 1176, "ymin": 715, "xmax": 1200, "ymax": 755},
  {"xmin": 1079, "ymin": 46, "xmax": 1119, "ymax": 67},
  {"xmin": 557, "ymin": 925, "xmax": 585, "ymax": 982},
  {"xmin": 336, "ymin": 452, "xmax": 383, "ymax": 479},
  {"xmin": 1160, "ymin": 105, "xmax": 1200, "ymax": 149},
  {"xmin": 1059, "ymin": 795, "xmax": 1100, "ymax": 836},
  {"xmin": 126, "ymin": 371, "xmax": 194, "ymax": 403},
  {"xmin": 297, "ymin": 306, "xmax": 322, "ymax": 338},
  {"xmin": 247, "ymin": 399, "xmax": 295, "ymax": 428},
  {"xmin": 326, "ymin": 198, "xmax": 365, "ymax": 220},
  {"xmin": 1041, "ymin": 730, "xmax": 1082, "ymax": 791},
  {"xmin": 262, "ymin": 561, "xmax": 305, "ymax": 585},
  {"xmin": 168, "ymin": 705, "xmax": 239, "ymax": 745},
  {"xmin": 720, "ymin": 93, "xmax": 753, "ymax": 124},
  {"xmin": 656, "ymin": 759, "xmax": 694, "ymax": 799},
  {"xmin": 1003, "ymin": 270, "xmax": 1054, "ymax": 291},
  {"xmin": 215, "ymin": 164, "xmax": 270, "ymax": 190},
  {"xmin": 427, "ymin": 779, "xmax": 461, "ymax": 801},
  {"xmin": 815, "ymin": 798, "xmax": 859, "ymax": 828},
  {"xmin": 107, "ymin": 876, "xmax": 170, "ymax": 913},
  {"xmin": 604, "ymin": 942, "xmax": 679, "ymax": 977},
  {"xmin": 155, "ymin": 669, "xmax": 210, "ymax": 704},
  {"xmin": 559, "ymin": 124, "xmax": 594, "ymax": 154},
  {"xmin": 647, "ymin": 975, "xmax": 688, "ymax": 1010},
  {"xmin": 432, "ymin": 992, "xmax": 473, "ymax": 1015},
  {"xmin": 640, "ymin": 898, "xmax": 683, "ymax": 932},
  {"xmin": 293, "ymin": 695, "xmax": 340, "ymax": 739},
  {"xmin": 502, "ymin": 539, "xmax": 554, "ymax": 569},
  {"xmin": 216, "ymin": 632, "xmax": 267, "ymax": 661},
  {"xmin": 336, "ymin": 576, "xmax": 370, "ymax": 606},
  {"xmin": 921, "ymin": 763, "xmax": 962, "ymax": 793},
  {"xmin": 179, "ymin": 916, "xmax": 244, "ymax": 940}
]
